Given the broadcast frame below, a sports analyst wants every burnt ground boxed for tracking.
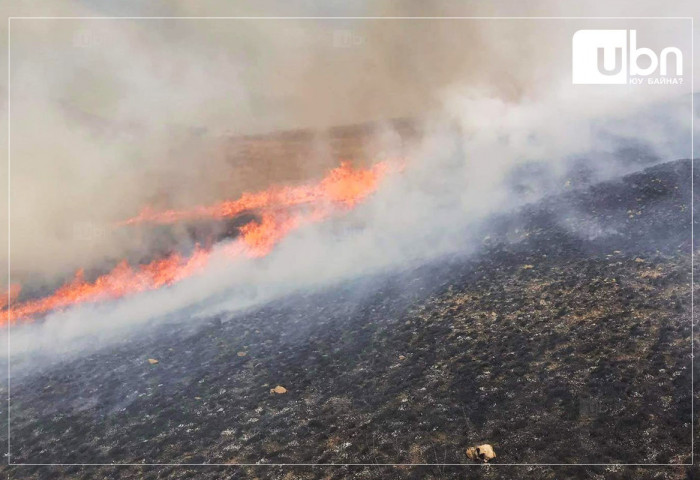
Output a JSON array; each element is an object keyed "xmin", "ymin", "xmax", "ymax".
[{"xmin": 0, "ymin": 159, "xmax": 697, "ymax": 479}]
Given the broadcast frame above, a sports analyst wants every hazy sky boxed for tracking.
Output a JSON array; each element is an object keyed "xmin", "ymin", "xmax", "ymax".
[{"xmin": 0, "ymin": 0, "xmax": 696, "ymax": 285}]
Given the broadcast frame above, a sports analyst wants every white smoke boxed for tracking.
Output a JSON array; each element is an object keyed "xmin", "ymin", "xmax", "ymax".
[{"xmin": 0, "ymin": 2, "xmax": 697, "ymax": 366}]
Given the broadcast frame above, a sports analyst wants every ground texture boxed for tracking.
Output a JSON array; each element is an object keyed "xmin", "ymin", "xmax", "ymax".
[{"xmin": 1, "ymin": 159, "xmax": 697, "ymax": 479}]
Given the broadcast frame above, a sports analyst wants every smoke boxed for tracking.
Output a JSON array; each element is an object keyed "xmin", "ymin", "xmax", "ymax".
[{"xmin": 0, "ymin": 1, "xmax": 696, "ymax": 363}]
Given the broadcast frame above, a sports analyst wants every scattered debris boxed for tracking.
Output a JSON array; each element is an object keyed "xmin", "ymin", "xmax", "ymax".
[
  {"xmin": 270, "ymin": 385, "xmax": 287, "ymax": 395},
  {"xmin": 466, "ymin": 444, "xmax": 496, "ymax": 463},
  {"xmin": 522, "ymin": 264, "xmax": 534, "ymax": 270},
  {"xmin": 398, "ymin": 355, "xmax": 406, "ymax": 361},
  {"xmin": 147, "ymin": 358, "xmax": 159, "ymax": 365},
  {"xmin": 237, "ymin": 351, "xmax": 247, "ymax": 357}
]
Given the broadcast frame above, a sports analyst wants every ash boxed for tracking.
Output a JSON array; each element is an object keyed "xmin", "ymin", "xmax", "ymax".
[{"xmin": 2, "ymin": 159, "xmax": 697, "ymax": 480}]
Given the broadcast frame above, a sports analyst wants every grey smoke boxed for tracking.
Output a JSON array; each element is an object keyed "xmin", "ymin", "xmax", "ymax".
[{"xmin": 0, "ymin": 2, "xmax": 696, "ymax": 364}]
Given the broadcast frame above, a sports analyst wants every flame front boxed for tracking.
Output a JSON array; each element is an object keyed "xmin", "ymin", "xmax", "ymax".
[
  {"xmin": 2, "ymin": 161, "xmax": 397, "ymax": 325},
  {"xmin": 119, "ymin": 161, "xmax": 392, "ymax": 226}
]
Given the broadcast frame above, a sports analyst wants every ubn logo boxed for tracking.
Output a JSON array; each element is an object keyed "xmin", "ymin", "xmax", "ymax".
[{"xmin": 572, "ymin": 30, "xmax": 683, "ymax": 84}]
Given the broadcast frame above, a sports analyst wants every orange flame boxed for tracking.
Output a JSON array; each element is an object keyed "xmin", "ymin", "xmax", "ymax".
[
  {"xmin": 119, "ymin": 161, "xmax": 392, "ymax": 226},
  {"xmin": 2, "ymin": 161, "xmax": 397, "ymax": 325},
  {"xmin": 1, "ymin": 284, "xmax": 21, "ymax": 311}
]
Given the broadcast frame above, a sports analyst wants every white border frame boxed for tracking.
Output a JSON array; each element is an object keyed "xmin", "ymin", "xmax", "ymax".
[{"xmin": 5, "ymin": 16, "xmax": 695, "ymax": 468}]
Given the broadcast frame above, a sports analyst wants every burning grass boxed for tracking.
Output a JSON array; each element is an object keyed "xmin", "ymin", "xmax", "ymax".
[{"xmin": 2, "ymin": 160, "xmax": 400, "ymax": 325}]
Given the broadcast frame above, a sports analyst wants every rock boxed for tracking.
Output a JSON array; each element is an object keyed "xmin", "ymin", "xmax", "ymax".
[
  {"xmin": 147, "ymin": 358, "xmax": 159, "ymax": 365},
  {"xmin": 270, "ymin": 385, "xmax": 287, "ymax": 395},
  {"xmin": 466, "ymin": 444, "xmax": 496, "ymax": 463}
]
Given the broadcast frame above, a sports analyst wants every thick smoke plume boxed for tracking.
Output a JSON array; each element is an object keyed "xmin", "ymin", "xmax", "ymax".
[{"xmin": 0, "ymin": 1, "xmax": 696, "ymax": 362}]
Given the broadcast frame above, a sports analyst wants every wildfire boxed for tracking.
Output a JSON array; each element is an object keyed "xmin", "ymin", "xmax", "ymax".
[
  {"xmin": 119, "ymin": 161, "xmax": 392, "ymax": 226},
  {"xmin": 1, "ymin": 161, "xmax": 397, "ymax": 325}
]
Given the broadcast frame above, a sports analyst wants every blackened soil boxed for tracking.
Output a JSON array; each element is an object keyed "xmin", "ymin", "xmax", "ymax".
[{"xmin": 2, "ymin": 159, "xmax": 697, "ymax": 480}]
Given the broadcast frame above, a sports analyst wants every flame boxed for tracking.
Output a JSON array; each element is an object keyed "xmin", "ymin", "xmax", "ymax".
[
  {"xmin": 2, "ymin": 161, "xmax": 397, "ymax": 325},
  {"xmin": 119, "ymin": 161, "xmax": 392, "ymax": 226},
  {"xmin": 1, "ymin": 284, "xmax": 21, "ymax": 311}
]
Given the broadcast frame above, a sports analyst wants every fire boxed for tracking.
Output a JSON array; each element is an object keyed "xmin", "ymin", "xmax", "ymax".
[
  {"xmin": 239, "ymin": 211, "xmax": 300, "ymax": 257},
  {"xmin": 119, "ymin": 161, "xmax": 392, "ymax": 226},
  {"xmin": 2, "ymin": 248, "xmax": 210, "ymax": 323},
  {"xmin": 2, "ymin": 161, "xmax": 397, "ymax": 325},
  {"xmin": 1, "ymin": 284, "xmax": 21, "ymax": 311}
]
